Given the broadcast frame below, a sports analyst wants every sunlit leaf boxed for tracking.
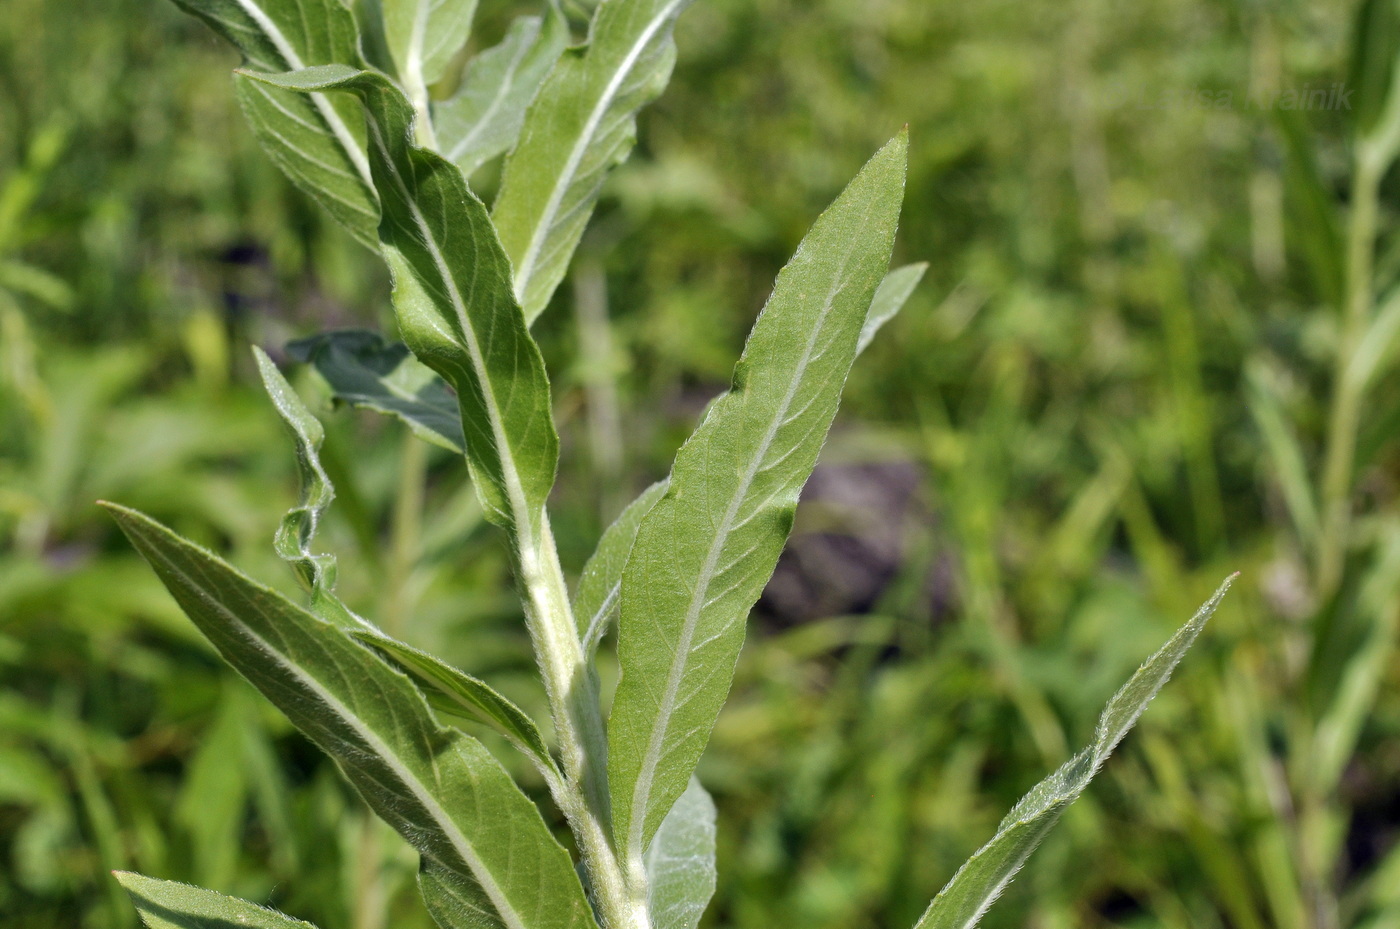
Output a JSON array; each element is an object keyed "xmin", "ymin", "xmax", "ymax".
[
  {"xmin": 645, "ymin": 777, "xmax": 716, "ymax": 929},
  {"xmin": 381, "ymin": 0, "xmax": 477, "ymax": 91},
  {"xmin": 493, "ymin": 0, "xmax": 697, "ymax": 322},
  {"xmin": 104, "ymin": 504, "xmax": 597, "ymax": 929},
  {"xmin": 169, "ymin": 0, "xmax": 379, "ymax": 246},
  {"xmin": 913, "ymin": 576, "xmax": 1235, "ymax": 929},
  {"xmin": 246, "ymin": 66, "xmax": 558, "ymax": 534},
  {"xmin": 574, "ymin": 479, "xmax": 667, "ymax": 656},
  {"xmin": 859, "ymin": 262, "xmax": 927, "ymax": 354},
  {"xmin": 116, "ymin": 872, "xmax": 318, "ymax": 929},
  {"xmin": 436, "ymin": 6, "xmax": 569, "ymax": 179},
  {"xmin": 607, "ymin": 132, "xmax": 908, "ymax": 857}
]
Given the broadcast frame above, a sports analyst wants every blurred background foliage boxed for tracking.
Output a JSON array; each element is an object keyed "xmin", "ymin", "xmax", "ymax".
[{"xmin": 3, "ymin": 0, "xmax": 1400, "ymax": 927}]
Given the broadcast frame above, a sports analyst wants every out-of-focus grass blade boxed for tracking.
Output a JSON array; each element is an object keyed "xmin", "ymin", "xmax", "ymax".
[
  {"xmin": 1310, "ymin": 526, "xmax": 1400, "ymax": 793},
  {"xmin": 254, "ymin": 346, "xmax": 369, "ymax": 630},
  {"xmin": 103, "ymin": 504, "xmax": 597, "ymax": 929},
  {"xmin": 913, "ymin": 576, "xmax": 1235, "ymax": 929},
  {"xmin": 247, "ymin": 66, "xmax": 559, "ymax": 534},
  {"xmin": 116, "ymin": 872, "xmax": 318, "ymax": 929},
  {"xmin": 1347, "ymin": 286, "xmax": 1400, "ymax": 392},
  {"xmin": 1348, "ymin": 0, "xmax": 1400, "ymax": 138},
  {"xmin": 858, "ymin": 262, "xmax": 927, "ymax": 354},
  {"xmin": 288, "ymin": 330, "xmax": 466, "ymax": 454},
  {"xmin": 1274, "ymin": 109, "xmax": 1344, "ymax": 309},
  {"xmin": 645, "ymin": 777, "xmax": 717, "ymax": 929},
  {"xmin": 492, "ymin": 0, "xmax": 697, "ymax": 323},
  {"xmin": 352, "ymin": 629, "xmax": 561, "ymax": 785},
  {"xmin": 168, "ymin": 0, "xmax": 379, "ymax": 246},
  {"xmin": 173, "ymin": 689, "xmax": 248, "ymax": 889},
  {"xmin": 436, "ymin": 6, "xmax": 569, "ymax": 179},
  {"xmin": 574, "ymin": 479, "xmax": 668, "ymax": 656},
  {"xmin": 1245, "ymin": 359, "xmax": 1319, "ymax": 548},
  {"xmin": 608, "ymin": 133, "xmax": 908, "ymax": 859},
  {"xmin": 381, "ymin": 0, "xmax": 477, "ymax": 91}
]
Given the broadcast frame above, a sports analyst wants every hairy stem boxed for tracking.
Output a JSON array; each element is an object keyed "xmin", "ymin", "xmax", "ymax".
[{"xmin": 516, "ymin": 518, "xmax": 650, "ymax": 929}]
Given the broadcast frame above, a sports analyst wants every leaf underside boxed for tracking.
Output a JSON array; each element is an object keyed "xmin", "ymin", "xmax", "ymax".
[
  {"xmin": 253, "ymin": 346, "xmax": 369, "ymax": 630},
  {"xmin": 436, "ymin": 7, "xmax": 569, "ymax": 179},
  {"xmin": 645, "ymin": 777, "xmax": 717, "ymax": 929},
  {"xmin": 493, "ymin": 0, "xmax": 697, "ymax": 322}
]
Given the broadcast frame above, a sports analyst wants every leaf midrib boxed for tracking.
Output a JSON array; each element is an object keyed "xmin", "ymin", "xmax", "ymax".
[
  {"xmin": 364, "ymin": 112, "xmax": 540, "ymax": 546},
  {"xmin": 510, "ymin": 0, "xmax": 686, "ymax": 302},
  {"xmin": 233, "ymin": 0, "xmax": 375, "ymax": 188},
  {"xmin": 445, "ymin": 21, "xmax": 541, "ymax": 162},
  {"xmin": 623, "ymin": 206, "xmax": 871, "ymax": 859},
  {"xmin": 406, "ymin": 0, "xmax": 431, "ymax": 89},
  {"xmin": 136, "ymin": 533, "xmax": 530, "ymax": 929}
]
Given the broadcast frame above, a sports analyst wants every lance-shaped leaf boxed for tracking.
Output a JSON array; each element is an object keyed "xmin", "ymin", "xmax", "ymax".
[
  {"xmin": 859, "ymin": 262, "xmax": 927, "ymax": 354},
  {"xmin": 102, "ymin": 504, "xmax": 597, "ymax": 929},
  {"xmin": 645, "ymin": 777, "xmax": 717, "ymax": 929},
  {"xmin": 382, "ymin": 0, "xmax": 478, "ymax": 91},
  {"xmin": 436, "ymin": 7, "xmax": 569, "ymax": 179},
  {"xmin": 574, "ymin": 479, "xmax": 668, "ymax": 656},
  {"xmin": 570, "ymin": 266, "xmax": 916, "ymax": 658},
  {"xmin": 254, "ymin": 346, "xmax": 370, "ymax": 631},
  {"xmin": 288, "ymin": 330, "xmax": 466, "ymax": 453},
  {"xmin": 608, "ymin": 133, "xmax": 908, "ymax": 856},
  {"xmin": 493, "ymin": 0, "xmax": 697, "ymax": 323},
  {"xmin": 914, "ymin": 576, "xmax": 1236, "ymax": 929},
  {"xmin": 352, "ymin": 629, "xmax": 560, "ymax": 785},
  {"xmin": 116, "ymin": 872, "xmax": 319, "ymax": 929},
  {"xmin": 169, "ymin": 0, "xmax": 379, "ymax": 246},
  {"xmin": 247, "ymin": 66, "xmax": 559, "ymax": 534}
]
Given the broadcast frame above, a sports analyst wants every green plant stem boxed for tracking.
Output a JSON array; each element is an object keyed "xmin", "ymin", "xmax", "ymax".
[
  {"xmin": 408, "ymin": 74, "xmax": 438, "ymax": 152},
  {"xmin": 515, "ymin": 519, "xmax": 649, "ymax": 929},
  {"xmin": 1315, "ymin": 152, "xmax": 1379, "ymax": 600}
]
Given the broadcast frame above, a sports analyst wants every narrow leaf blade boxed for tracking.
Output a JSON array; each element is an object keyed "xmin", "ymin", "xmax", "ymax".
[
  {"xmin": 382, "ymin": 0, "xmax": 478, "ymax": 88},
  {"xmin": 421, "ymin": 860, "xmax": 507, "ymax": 929},
  {"xmin": 914, "ymin": 576, "xmax": 1236, "ymax": 929},
  {"xmin": 253, "ymin": 346, "xmax": 369, "ymax": 630},
  {"xmin": 352, "ymin": 629, "xmax": 558, "ymax": 779},
  {"xmin": 436, "ymin": 8, "xmax": 569, "ymax": 178},
  {"xmin": 608, "ymin": 133, "xmax": 909, "ymax": 856},
  {"xmin": 248, "ymin": 66, "xmax": 559, "ymax": 533},
  {"xmin": 493, "ymin": 0, "xmax": 696, "ymax": 322},
  {"xmin": 288, "ymin": 330, "xmax": 466, "ymax": 453},
  {"xmin": 645, "ymin": 777, "xmax": 717, "ymax": 929},
  {"xmin": 103, "ymin": 504, "xmax": 596, "ymax": 929},
  {"xmin": 858, "ymin": 262, "xmax": 927, "ymax": 354},
  {"xmin": 171, "ymin": 0, "xmax": 379, "ymax": 246},
  {"xmin": 116, "ymin": 872, "xmax": 317, "ymax": 929}
]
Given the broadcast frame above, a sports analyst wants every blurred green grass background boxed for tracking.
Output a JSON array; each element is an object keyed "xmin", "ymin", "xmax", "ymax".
[{"xmin": 3, "ymin": 0, "xmax": 1400, "ymax": 927}]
